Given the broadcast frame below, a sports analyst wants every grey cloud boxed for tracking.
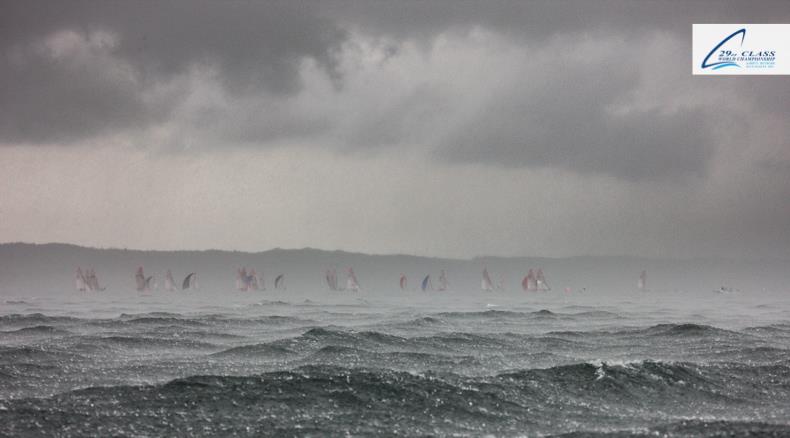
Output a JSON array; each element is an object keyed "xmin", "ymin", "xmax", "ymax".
[
  {"xmin": 1, "ymin": 0, "xmax": 787, "ymax": 174},
  {"xmin": 0, "ymin": 0, "xmax": 347, "ymax": 143},
  {"xmin": 0, "ymin": 34, "xmax": 164, "ymax": 144},
  {"xmin": 437, "ymin": 65, "xmax": 715, "ymax": 181},
  {"xmin": 320, "ymin": 0, "xmax": 790, "ymax": 43},
  {"xmin": 342, "ymin": 85, "xmax": 449, "ymax": 148}
]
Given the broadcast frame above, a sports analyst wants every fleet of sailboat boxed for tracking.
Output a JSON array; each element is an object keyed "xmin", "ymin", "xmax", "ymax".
[{"xmin": 68, "ymin": 265, "xmax": 668, "ymax": 295}]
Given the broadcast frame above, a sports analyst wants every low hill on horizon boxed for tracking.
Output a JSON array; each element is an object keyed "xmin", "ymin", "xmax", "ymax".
[{"xmin": 1, "ymin": 242, "xmax": 787, "ymax": 296}]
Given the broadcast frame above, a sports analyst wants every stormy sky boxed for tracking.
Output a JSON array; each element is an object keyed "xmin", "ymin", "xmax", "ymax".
[{"xmin": 1, "ymin": 0, "xmax": 788, "ymax": 259}]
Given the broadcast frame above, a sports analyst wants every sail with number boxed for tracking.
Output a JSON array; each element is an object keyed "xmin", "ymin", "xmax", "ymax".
[
  {"xmin": 421, "ymin": 275, "xmax": 432, "ymax": 292},
  {"xmin": 482, "ymin": 268, "xmax": 494, "ymax": 292},
  {"xmin": 182, "ymin": 273, "xmax": 197, "ymax": 290},
  {"xmin": 346, "ymin": 268, "xmax": 360, "ymax": 292},
  {"xmin": 438, "ymin": 270, "xmax": 448, "ymax": 291}
]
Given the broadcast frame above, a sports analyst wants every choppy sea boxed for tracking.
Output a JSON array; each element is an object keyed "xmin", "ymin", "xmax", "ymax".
[{"xmin": 1, "ymin": 289, "xmax": 789, "ymax": 436}]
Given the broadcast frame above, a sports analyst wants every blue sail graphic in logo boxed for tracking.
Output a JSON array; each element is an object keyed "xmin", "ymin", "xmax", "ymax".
[{"xmin": 702, "ymin": 28, "xmax": 746, "ymax": 70}]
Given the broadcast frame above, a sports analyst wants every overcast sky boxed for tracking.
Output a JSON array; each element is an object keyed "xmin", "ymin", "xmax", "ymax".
[{"xmin": 1, "ymin": 0, "xmax": 788, "ymax": 259}]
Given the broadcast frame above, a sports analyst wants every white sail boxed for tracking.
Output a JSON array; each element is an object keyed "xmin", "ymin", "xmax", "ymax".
[
  {"xmin": 248, "ymin": 269, "xmax": 260, "ymax": 291},
  {"xmin": 346, "ymin": 268, "xmax": 360, "ymax": 292},
  {"xmin": 482, "ymin": 268, "xmax": 494, "ymax": 292},
  {"xmin": 75, "ymin": 268, "xmax": 87, "ymax": 291},
  {"xmin": 525, "ymin": 269, "xmax": 538, "ymax": 291},
  {"xmin": 638, "ymin": 270, "xmax": 647, "ymax": 291},
  {"xmin": 326, "ymin": 269, "xmax": 338, "ymax": 291},
  {"xmin": 438, "ymin": 270, "xmax": 448, "ymax": 291},
  {"xmin": 135, "ymin": 267, "xmax": 148, "ymax": 292},
  {"xmin": 236, "ymin": 268, "xmax": 246, "ymax": 291},
  {"xmin": 536, "ymin": 269, "xmax": 550, "ymax": 291},
  {"xmin": 86, "ymin": 268, "xmax": 103, "ymax": 291}
]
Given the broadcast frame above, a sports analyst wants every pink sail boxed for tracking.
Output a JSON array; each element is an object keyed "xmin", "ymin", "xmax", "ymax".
[{"xmin": 164, "ymin": 270, "xmax": 177, "ymax": 291}]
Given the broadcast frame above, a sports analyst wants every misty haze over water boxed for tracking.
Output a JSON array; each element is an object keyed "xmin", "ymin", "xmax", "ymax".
[{"xmin": 1, "ymin": 244, "xmax": 789, "ymax": 435}]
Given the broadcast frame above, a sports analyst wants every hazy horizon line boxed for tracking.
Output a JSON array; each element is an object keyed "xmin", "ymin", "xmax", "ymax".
[{"xmin": 2, "ymin": 241, "xmax": 786, "ymax": 264}]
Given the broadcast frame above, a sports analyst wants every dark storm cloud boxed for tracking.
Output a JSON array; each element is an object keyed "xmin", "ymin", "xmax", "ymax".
[
  {"xmin": 0, "ymin": 33, "xmax": 164, "ymax": 144},
  {"xmin": 1, "ymin": 0, "xmax": 788, "ymax": 183},
  {"xmin": 0, "ymin": 0, "xmax": 346, "ymax": 143}
]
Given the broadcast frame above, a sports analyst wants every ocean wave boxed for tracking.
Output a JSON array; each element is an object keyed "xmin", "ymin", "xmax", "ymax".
[
  {"xmin": 122, "ymin": 316, "xmax": 209, "ymax": 326},
  {"xmin": 0, "ymin": 313, "xmax": 78, "ymax": 326},
  {"xmin": 642, "ymin": 323, "xmax": 743, "ymax": 337},
  {"xmin": 71, "ymin": 335, "xmax": 218, "ymax": 350},
  {"xmin": 558, "ymin": 420, "xmax": 790, "ymax": 437},
  {"xmin": 203, "ymin": 328, "xmax": 582, "ymax": 371},
  {"xmin": 2, "ymin": 362, "xmax": 788, "ymax": 437},
  {"xmin": 569, "ymin": 310, "xmax": 623, "ymax": 319},
  {"xmin": 0, "ymin": 325, "xmax": 71, "ymax": 336},
  {"xmin": 430, "ymin": 308, "xmax": 625, "ymax": 322},
  {"xmin": 743, "ymin": 323, "xmax": 790, "ymax": 335},
  {"xmin": 0, "ymin": 346, "xmax": 85, "ymax": 364},
  {"xmin": 435, "ymin": 309, "xmax": 529, "ymax": 319},
  {"xmin": 210, "ymin": 343, "xmax": 294, "ymax": 357}
]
